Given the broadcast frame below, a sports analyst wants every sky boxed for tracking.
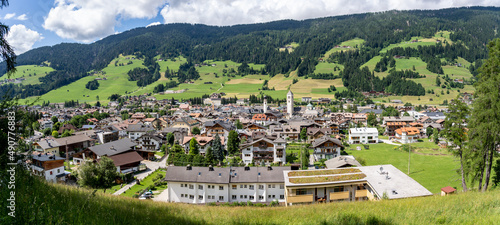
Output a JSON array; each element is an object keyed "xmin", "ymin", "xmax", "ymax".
[{"xmin": 2, "ymin": 0, "xmax": 500, "ymax": 55}]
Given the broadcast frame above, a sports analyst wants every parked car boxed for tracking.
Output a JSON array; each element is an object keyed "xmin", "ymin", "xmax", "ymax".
[{"xmin": 141, "ymin": 192, "xmax": 153, "ymax": 199}]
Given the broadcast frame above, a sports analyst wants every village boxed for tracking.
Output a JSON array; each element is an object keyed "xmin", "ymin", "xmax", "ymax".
[{"xmin": 23, "ymin": 89, "xmax": 470, "ymax": 206}]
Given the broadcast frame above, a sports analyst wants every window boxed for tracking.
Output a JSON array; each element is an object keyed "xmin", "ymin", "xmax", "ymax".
[
  {"xmin": 199, "ymin": 195, "xmax": 203, "ymax": 200},
  {"xmin": 333, "ymin": 186, "xmax": 344, "ymax": 192},
  {"xmin": 268, "ymin": 195, "xmax": 271, "ymax": 199},
  {"xmin": 249, "ymin": 185, "xmax": 254, "ymax": 190},
  {"xmin": 296, "ymin": 189, "xmax": 307, "ymax": 195},
  {"xmin": 259, "ymin": 185, "xmax": 264, "ymax": 190},
  {"xmin": 280, "ymin": 184, "xmax": 284, "ymax": 189},
  {"xmin": 50, "ymin": 171, "xmax": 53, "ymax": 175},
  {"xmin": 208, "ymin": 185, "xmax": 214, "ymax": 189},
  {"xmin": 232, "ymin": 195, "xmax": 237, "ymax": 200},
  {"xmin": 240, "ymin": 195, "xmax": 243, "ymax": 198},
  {"xmin": 199, "ymin": 185, "xmax": 203, "ymax": 190},
  {"xmin": 249, "ymin": 195, "xmax": 254, "ymax": 200},
  {"xmin": 181, "ymin": 194, "xmax": 184, "ymax": 198},
  {"xmin": 280, "ymin": 195, "xmax": 284, "ymax": 199},
  {"xmin": 244, "ymin": 185, "xmax": 247, "ymax": 188},
  {"xmin": 268, "ymin": 184, "xmax": 271, "ymax": 188},
  {"xmin": 240, "ymin": 184, "xmax": 243, "ymax": 188},
  {"xmin": 259, "ymin": 195, "xmax": 264, "ymax": 200},
  {"xmin": 244, "ymin": 195, "xmax": 247, "ymax": 199},
  {"xmin": 232, "ymin": 185, "xmax": 237, "ymax": 190},
  {"xmin": 189, "ymin": 184, "xmax": 194, "ymax": 189},
  {"xmin": 219, "ymin": 185, "xmax": 224, "ymax": 190},
  {"xmin": 244, "ymin": 154, "xmax": 251, "ymax": 157},
  {"xmin": 272, "ymin": 184, "xmax": 275, "ymax": 188},
  {"xmin": 180, "ymin": 184, "xmax": 184, "ymax": 187},
  {"xmin": 57, "ymin": 169, "xmax": 60, "ymax": 173},
  {"xmin": 189, "ymin": 195, "xmax": 194, "ymax": 200},
  {"xmin": 272, "ymin": 195, "xmax": 275, "ymax": 198},
  {"xmin": 219, "ymin": 196, "xmax": 224, "ymax": 201}
]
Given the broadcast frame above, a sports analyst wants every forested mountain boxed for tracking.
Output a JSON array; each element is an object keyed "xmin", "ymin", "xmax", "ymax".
[{"xmin": 2, "ymin": 6, "xmax": 500, "ymax": 99}]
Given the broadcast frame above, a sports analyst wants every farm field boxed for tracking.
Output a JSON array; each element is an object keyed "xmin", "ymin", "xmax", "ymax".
[
  {"xmin": 323, "ymin": 38, "xmax": 365, "ymax": 58},
  {"xmin": 379, "ymin": 32, "xmax": 453, "ymax": 54}
]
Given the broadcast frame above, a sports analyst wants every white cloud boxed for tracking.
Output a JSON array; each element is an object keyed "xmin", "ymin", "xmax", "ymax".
[
  {"xmin": 4, "ymin": 13, "xmax": 15, "ymax": 19},
  {"xmin": 43, "ymin": 0, "xmax": 168, "ymax": 43},
  {"xmin": 146, "ymin": 22, "xmax": 161, "ymax": 28},
  {"xmin": 16, "ymin": 14, "xmax": 28, "ymax": 21},
  {"xmin": 160, "ymin": 0, "xmax": 500, "ymax": 26},
  {"xmin": 6, "ymin": 25, "xmax": 44, "ymax": 54}
]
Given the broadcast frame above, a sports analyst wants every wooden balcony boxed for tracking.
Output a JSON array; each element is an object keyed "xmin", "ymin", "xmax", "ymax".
[
  {"xmin": 355, "ymin": 189, "xmax": 368, "ymax": 198},
  {"xmin": 329, "ymin": 191, "xmax": 349, "ymax": 200},
  {"xmin": 287, "ymin": 194, "xmax": 313, "ymax": 203}
]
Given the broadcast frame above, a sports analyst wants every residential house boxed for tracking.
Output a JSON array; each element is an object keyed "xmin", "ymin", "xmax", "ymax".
[
  {"xmin": 127, "ymin": 124, "xmax": 154, "ymax": 140},
  {"xmin": 30, "ymin": 153, "xmax": 68, "ymax": 183},
  {"xmin": 311, "ymin": 137, "xmax": 344, "ymax": 161},
  {"xmin": 182, "ymin": 135, "xmax": 225, "ymax": 156},
  {"xmin": 172, "ymin": 117, "xmax": 200, "ymax": 134},
  {"xmin": 306, "ymin": 128, "xmax": 333, "ymax": 143},
  {"xmin": 240, "ymin": 138, "xmax": 286, "ymax": 165},
  {"xmin": 203, "ymin": 120, "xmax": 235, "ymax": 140},
  {"xmin": 394, "ymin": 127, "xmax": 420, "ymax": 144}
]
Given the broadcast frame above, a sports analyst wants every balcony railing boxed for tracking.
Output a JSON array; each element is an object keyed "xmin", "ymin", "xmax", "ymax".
[
  {"xmin": 330, "ymin": 191, "xmax": 349, "ymax": 200},
  {"xmin": 355, "ymin": 189, "xmax": 368, "ymax": 198},
  {"xmin": 287, "ymin": 194, "xmax": 313, "ymax": 203}
]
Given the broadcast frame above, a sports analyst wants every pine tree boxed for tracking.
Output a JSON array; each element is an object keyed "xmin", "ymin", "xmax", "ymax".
[
  {"xmin": 443, "ymin": 96, "xmax": 470, "ymax": 191},
  {"xmin": 213, "ymin": 135, "xmax": 224, "ymax": 164}
]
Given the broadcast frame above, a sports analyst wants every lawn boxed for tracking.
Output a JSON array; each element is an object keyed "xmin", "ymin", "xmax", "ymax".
[
  {"xmin": 0, "ymin": 65, "xmax": 54, "ymax": 85},
  {"xmin": 345, "ymin": 143, "xmax": 461, "ymax": 193},
  {"xmin": 121, "ymin": 169, "xmax": 167, "ymax": 198}
]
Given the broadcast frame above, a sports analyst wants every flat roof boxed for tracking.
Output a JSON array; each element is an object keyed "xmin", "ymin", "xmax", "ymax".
[
  {"xmin": 284, "ymin": 168, "xmax": 367, "ymax": 187},
  {"xmin": 358, "ymin": 165, "xmax": 433, "ymax": 199}
]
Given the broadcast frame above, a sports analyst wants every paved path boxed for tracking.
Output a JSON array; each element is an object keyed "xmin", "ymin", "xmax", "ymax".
[
  {"xmin": 153, "ymin": 189, "xmax": 169, "ymax": 202},
  {"xmin": 113, "ymin": 155, "xmax": 168, "ymax": 195},
  {"xmin": 380, "ymin": 139, "xmax": 401, "ymax": 146}
]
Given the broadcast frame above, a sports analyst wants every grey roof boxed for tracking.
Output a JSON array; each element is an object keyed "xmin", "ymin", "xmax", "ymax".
[
  {"xmin": 325, "ymin": 156, "xmax": 362, "ymax": 168},
  {"xmin": 204, "ymin": 120, "xmax": 235, "ymax": 131},
  {"xmin": 311, "ymin": 136, "xmax": 343, "ymax": 148},
  {"xmin": 359, "ymin": 165, "xmax": 433, "ymax": 199},
  {"xmin": 230, "ymin": 167, "xmax": 291, "ymax": 183},
  {"xmin": 126, "ymin": 124, "xmax": 153, "ymax": 132},
  {"xmin": 32, "ymin": 153, "xmax": 65, "ymax": 161},
  {"xmin": 165, "ymin": 166, "xmax": 230, "ymax": 184},
  {"xmin": 88, "ymin": 138, "xmax": 136, "ymax": 156},
  {"xmin": 54, "ymin": 135, "xmax": 93, "ymax": 145},
  {"xmin": 164, "ymin": 166, "xmax": 291, "ymax": 184},
  {"xmin": 36, "ymin": 139, "xmax": 61, "ymax": 150},
  {"xmin": 360, "ymin": 109, "xmax": 384, "ymax": 114}
]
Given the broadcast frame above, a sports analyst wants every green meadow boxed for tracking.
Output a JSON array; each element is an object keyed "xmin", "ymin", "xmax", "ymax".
[
  {"xmin": 323, "ymin": 38, "xmax": 365, "ymax": 58},
  {"xmin": 346, "ymin": 142, "xmax": 461, "ymax": 194},
  {"xmin": 9, "ymin": 168, "xmax": 500, "ymax": 225}
]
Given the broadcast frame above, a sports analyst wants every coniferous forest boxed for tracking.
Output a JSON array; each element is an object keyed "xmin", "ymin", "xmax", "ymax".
[{"xmin": 1, "ymin": 7, "xmax": 500, "ymax": 99}]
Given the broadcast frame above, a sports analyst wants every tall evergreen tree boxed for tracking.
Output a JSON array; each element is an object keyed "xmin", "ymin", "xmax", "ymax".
[
  {"xmin": 443, "ymin": 96, "xmax": 470, "ymax": 191},
  {"xmin": 212, "ymin": 135, "xmax": 224, "ymax": 165},
  {"xmin": 468, "ymin": 38, "xmax": 500, "ymax": 192}
]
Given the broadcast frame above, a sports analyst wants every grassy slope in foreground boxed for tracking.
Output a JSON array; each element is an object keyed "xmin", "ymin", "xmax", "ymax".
[{"xmin": 8, "ymin": 169, "xmax": 500, "ymax": 225}]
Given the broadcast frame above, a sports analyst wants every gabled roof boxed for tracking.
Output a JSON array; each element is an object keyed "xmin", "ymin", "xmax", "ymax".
[
  {"xmin": 126, "ymin": 124, "xmax": 154, "ymax": 132},
  {"xmin": 55, "ymin": 134, "xmax": 93, "ymax": 145},
  {"xmin": 32, "ymin": 153, "xmax": 65, "ymax": 161},
  {"xmin": 311, "ymin": 136, "xmax": 343, "ymax": 148},
  {"xmin": 106, "ymin": 151, "xmax": 143, "ymax": 167},
  {"xmin": 204, "ymin": 120, "xmax": 234, "ymax": 131},
  {"xmin": 325, "ymin": 156, "xmax": 362, "ymax": 168},
  {"xmin": 35, "ymin": 139, "xmax": 61, "ymax": 150},
  {"xmin": 88, "ymin": 138, "xmax": 136, "ymax": 156}
]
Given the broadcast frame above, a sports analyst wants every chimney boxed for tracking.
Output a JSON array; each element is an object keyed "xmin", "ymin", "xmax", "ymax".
[
  {"xmin": 267, "ymin": 166, "xmax": 272, "ymax": 171},
  {"xmin": 186, "ymin": 164, "xmax": 192, "ymax": 170},
  {"xmin": 208, "ymin": 165, "xmax": 214, "ymax": 171},
  {"xmin": 244, "ymin": 166, "xmax": 250, "ymax": 171}
]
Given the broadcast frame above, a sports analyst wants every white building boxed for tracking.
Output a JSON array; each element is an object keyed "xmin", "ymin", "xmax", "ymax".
[
  {"xmin": 394, "ymin": 127, "xmax": 420, "ymax": 144},
  {"xmin": 30, "ymin": 153, "xmax": 68, "ymax": 183},
  {"xmin": 240, "ymin": 137, "xmax": 286, "ymax": 165},
  {"xmin": 348, "ymin": 127, "xmax": 378, "ymax": 144},
  {"xmin": 165, "ymin": 166, "xmax": 289, "ymax": 204},
  {"xmin": 287, "ymin": 90, "xmax": 294, "ymax": 118}
]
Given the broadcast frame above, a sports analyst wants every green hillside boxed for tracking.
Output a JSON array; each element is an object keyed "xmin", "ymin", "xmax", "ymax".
[
  {"xmin": 0, "ymin": 65, "xmax": 54, "ymax": 85},
  {"xmin": 6, "ymin": 169, "xmax": 500, "ymax": 225}
]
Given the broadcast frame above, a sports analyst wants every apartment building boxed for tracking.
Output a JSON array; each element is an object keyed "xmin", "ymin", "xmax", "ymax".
[
  {"xmin": 165, "ymin": 166, "xmax": 290, "ymax": 204},
  {"xmin": 240, "ymin": 137, "xmax": 286, "ymax": 165},
  {"xmin": 348, "ymin": 127, "xmax": 378, "ymax": 144}
]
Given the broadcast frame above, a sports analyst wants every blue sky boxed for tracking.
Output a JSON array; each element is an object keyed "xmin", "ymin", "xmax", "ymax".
[{"xmin": 2, "ymin": 0, "xmax": 500, "ymax": 55}]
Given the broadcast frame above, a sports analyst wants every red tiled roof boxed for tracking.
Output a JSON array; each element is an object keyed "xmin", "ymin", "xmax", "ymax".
[{"xmin": 441, "ymin": 186, "xmax": 456, "ymax": 193}]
